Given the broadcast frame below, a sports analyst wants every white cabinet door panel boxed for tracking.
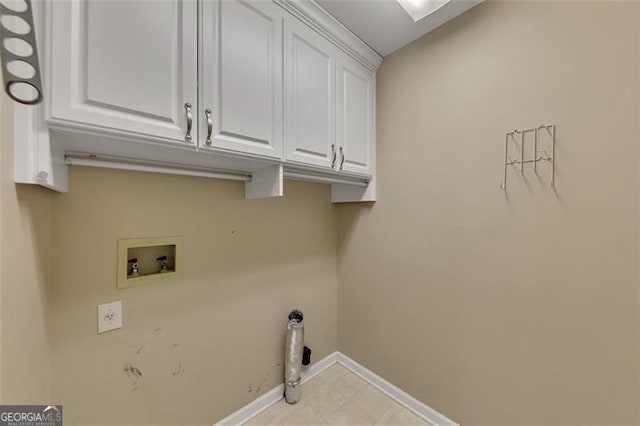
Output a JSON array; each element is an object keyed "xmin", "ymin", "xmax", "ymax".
[
  {"xmin": 284, "ymin": 17, "xmax": 336, "ymax": 169},
  {"xmin": 337, "ymin": 53, "xmax": 374, "ymax": 176},
  {"xmin": 49, "ymin": 0, "xmax": 198, "ymax": 144},
  {"xmin": 201, "ymin": 0, "xmax": 284, "ymax": 158}
]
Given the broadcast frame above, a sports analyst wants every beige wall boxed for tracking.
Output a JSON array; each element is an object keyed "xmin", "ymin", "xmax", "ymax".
[
  {"xmin": 338, "ymin": 1, "xmax": 639, "ymax": 424},
  {"xmin": 0, "ymin": 97, "xmax": 52, "ymax": 403},
  {"xmin": 2, "ymin": 2, "xmax": 639, "ymax": 424},
  {"xmin": 49, "ymin": 167, "xmax": 338, "ymax": 425}
]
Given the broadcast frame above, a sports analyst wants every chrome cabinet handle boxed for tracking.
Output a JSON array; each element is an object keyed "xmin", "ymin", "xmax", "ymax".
[
  {"xmin": 205, "ymin": 108, "xmax": 213, "ymax": 146},
  {"xmin": 331, "ymin": 144, "xmax": 336, "ymax": 168},
  {"xmin": 339, "ymin": 147, "xmax": 345, "ymax": 170},
  {"xmin": 184, "ymin": 102, "xmax": 193, "ymax": 143}
]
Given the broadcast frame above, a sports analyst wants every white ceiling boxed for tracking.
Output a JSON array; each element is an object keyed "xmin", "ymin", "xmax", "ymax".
[{"xmin": 315, "ymin": 0, "xmax": 483, "ymax": 57}]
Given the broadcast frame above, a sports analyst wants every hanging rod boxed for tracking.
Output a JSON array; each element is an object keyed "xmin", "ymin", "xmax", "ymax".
[
  {"xmin": 64, "ymin": 152, "xmax": 371, "ymax": 188},
  {"xmin": 283, "ymin": 171, "xmax": 368, "ymax": 187},
  {"xmin": 64, "ymin": 152, "xmax": 252, "ymax": 182}
]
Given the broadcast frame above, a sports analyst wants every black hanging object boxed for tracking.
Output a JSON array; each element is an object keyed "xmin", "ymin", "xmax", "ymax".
[{"xmin": 302, "ymin": 346, "xmax": 311, "ymax": 366}]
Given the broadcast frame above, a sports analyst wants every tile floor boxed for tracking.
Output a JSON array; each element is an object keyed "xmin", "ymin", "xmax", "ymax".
[{"xmin": 244, "ymin": 364, "xmax": 429, "ymax": 425}]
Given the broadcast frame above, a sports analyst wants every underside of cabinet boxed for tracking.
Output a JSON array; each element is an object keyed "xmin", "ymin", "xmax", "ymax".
[{"xmin": 15, "ymin": 119, "xmax": 375, "ymax": 202}]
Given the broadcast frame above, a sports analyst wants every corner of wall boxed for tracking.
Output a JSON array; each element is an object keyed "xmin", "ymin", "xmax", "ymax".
[{"xmin": 0, "ymin": 94, "xmax": 53, "ymax": 404}]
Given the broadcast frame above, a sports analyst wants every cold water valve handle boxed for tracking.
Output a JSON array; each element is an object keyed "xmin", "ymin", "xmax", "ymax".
[
  {"xmin": 128, "ymin": 258, "xmax": 139, "ymax": 277},
  {"xmin": 157, "ymin": 256, "xmax": 168, "ymax": 273}
]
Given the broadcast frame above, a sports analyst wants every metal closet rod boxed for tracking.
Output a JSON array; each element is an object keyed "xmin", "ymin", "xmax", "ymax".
[
  {"xmin": 64, "ymin": 152, "xmax": 252, "ymax": 182},
  {"xmin": 282, "ymin": 171, "xmax": 368, "ymax": 187},
  {"xmin": 64, "ymin": 152, "xmax": 370, "ymax": 188}
]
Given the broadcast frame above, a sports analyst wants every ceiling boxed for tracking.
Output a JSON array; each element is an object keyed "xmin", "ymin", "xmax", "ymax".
[{"xmin": 315, "ymin": 0, "xmax": 483, "ymax": 57}]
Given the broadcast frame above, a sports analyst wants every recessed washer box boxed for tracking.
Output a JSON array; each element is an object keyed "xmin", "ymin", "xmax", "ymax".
[{"xmin": 117, "ymin": 236, "xmax": 183, "ymax": 289}]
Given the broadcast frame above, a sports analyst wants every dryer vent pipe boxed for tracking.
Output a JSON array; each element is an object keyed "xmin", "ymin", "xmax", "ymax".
[{"xmin": 284, "ymin": 309, "xmax": 304, "ymax": 404}]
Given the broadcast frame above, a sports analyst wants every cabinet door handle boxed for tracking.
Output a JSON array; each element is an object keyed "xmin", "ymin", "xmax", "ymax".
[
  {"xmin": 339, "ymin": 147, "xmax": 345, "ymax": 170},
  {"xmin": 205, "ymin": 109, "xmax": 213, "ymax": 146},
  {"xmin": 331, "ymin": 144, "xmax": 336, "ymax": 168},
  {"xmin": 184, "ymin": 102, "xmax": 193, "ymax": 143}
]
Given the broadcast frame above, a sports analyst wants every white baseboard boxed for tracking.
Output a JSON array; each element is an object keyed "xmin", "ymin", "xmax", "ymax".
[
  {"xmin": 301, "ymin": 350, "xmax": 339, "ymax": 385},
  {"xmin": 215, "ymin": 382, "xmax": 285, "ymax": 426},
  {"xmin": 214, "ymin": 351, "xmax": 338, "ymax": 426},
  {"xmin": 214, "ymin": 351, "xmax": 457, "ymax": 426},
  {"xmin": 336, "ymin": 353, "xmax": 459, "ymax": 426}
]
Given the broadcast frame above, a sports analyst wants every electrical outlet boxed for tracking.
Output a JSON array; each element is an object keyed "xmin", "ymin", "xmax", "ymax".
[{"xmin": 98, "ymin": 301, "xmax": 122, "ymax": 334}]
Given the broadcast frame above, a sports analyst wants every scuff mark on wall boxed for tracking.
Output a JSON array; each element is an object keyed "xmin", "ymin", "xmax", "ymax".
[
  {"xmin": 172, "ymin": 361, "xmax": 184, "ymax": 376},
  {"xmin": 123, "ymin": 363, "xmax": 143, "ymax": 387},
  {"xmin": 136, "ymin": 341, "xmax": 148, "ymax": 355},
  {"xmin": 255, "ymin": 372, "xmax": 270, "ymax": 395}
]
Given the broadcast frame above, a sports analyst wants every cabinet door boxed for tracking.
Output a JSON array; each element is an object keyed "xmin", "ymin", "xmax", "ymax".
[
  {"xmin": 49, "ymin": 0, "xmax": 198, "ymax": 145},
  {"xmin": 200, "ymin": 0, "xmax": 284, "ymax": 158},
  {"xmin": 284, "ymin": 17, "xmax": 336, "ymax": 169},
  {"xmin": 336, "ymin": 53, "xmax": 374, "ymax": 176}
]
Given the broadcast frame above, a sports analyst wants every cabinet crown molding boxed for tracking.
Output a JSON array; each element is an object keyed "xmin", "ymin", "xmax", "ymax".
[{"xmin": 274, "ymin": 0, "xmax": 383, "ymax": 72}]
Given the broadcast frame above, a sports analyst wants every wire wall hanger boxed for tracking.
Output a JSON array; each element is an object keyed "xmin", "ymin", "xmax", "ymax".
[{"xmin": 501, "ymin": 124, "xmax": 555, "ymax": 191}]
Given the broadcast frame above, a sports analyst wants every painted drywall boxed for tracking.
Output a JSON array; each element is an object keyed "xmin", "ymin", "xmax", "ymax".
[
  {"xmin": 49, "ymin": 166, "xmax": 338, "ymax": 424},
  {"xmin": 0, "ymin": 96, "xmax": 52, "ymax": 403},
  {"xmin": 337, "ymin": 1, "xmax": 639, "ymax": 424}
]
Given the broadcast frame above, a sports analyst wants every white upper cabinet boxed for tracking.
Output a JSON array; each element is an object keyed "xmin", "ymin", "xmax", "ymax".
[
  {"xmin": 200, "ymin": 0, "xmax": 284, "ymax": 158},
  {"xmin": 336, "ymin": 52, "xmax": 374, "ymax": 176},
  {"xmin": 48, "ymin": 0, "xmax": 198, "ymax": 145},
  {"xmin": 22, "ymin": 0, "xmax": 382, "ymax": 200},
  {"xmin": 284, "ymin": 17, "xmax": 336, "ymax": 170}
]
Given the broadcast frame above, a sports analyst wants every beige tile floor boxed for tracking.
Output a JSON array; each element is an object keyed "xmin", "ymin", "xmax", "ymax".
[{"xmin": 245, "ymin": 364, "xmax": 429, "ymax": 425}]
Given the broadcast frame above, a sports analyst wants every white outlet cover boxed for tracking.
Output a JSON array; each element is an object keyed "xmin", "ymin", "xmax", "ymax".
[{"xmin": 98, "ymin": 301, "xmax": 122, "ymax": 334}]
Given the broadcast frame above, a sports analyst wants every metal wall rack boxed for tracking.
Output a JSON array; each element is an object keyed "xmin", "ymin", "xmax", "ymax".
[{"xmin": 501, "ymin": 124, "xmax": 555, "ymax": 191}]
